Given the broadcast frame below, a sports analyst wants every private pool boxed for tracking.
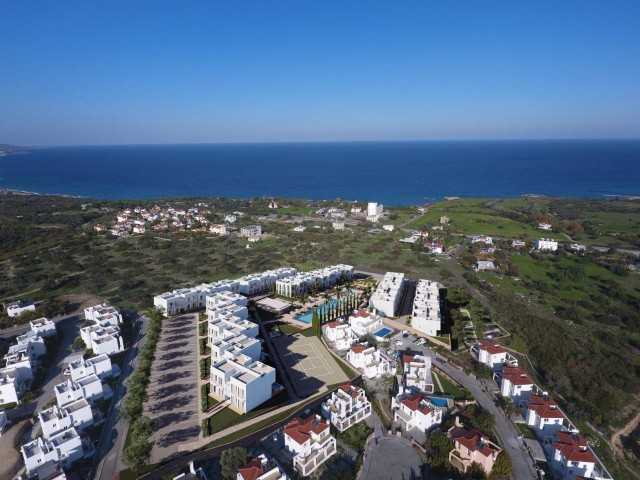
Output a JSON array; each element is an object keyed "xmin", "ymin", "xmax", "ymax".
[
  {"xmin": 373, "ymin": 327, "xmax": 393, "ymax": 339},
  {"xmin": 426, "ymin": 396, "xmax": 450, "ymax": 408}
]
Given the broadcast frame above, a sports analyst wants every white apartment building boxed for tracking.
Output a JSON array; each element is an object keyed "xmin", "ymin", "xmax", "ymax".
[
  {"xmin": 284, "ymin": 416, "xmax": 337, "ymax": 477},
  {"xmin": 494, "ymin": 366, "xmax": 534, "ymax": 403},
  {"xmin": 241, "ymin": 225, "xmax": 262, "ymax": 237},
  {"xmin": 323, "ymin": 320, "xmax": 356, "ymax": 351},
  {"xmin": 54, "ymin": 374, "xmax": 109, "ymax": 407},
  {"xmin": 21, "ymin": 428, "xmax": 84, "ymax": 473},
  {"xmin": 471, "ymin": 340, "xmax": 518, "ymax": 371},
  {"xmin": 348, "ymin": 308, "xmax": 384, "ymax": 338},
  {"xmin": 210, "ymin": 353, "xmax": 277, "ymax": 413},
  {"xmin": 275, "ymin": 264, "xmax": 353, "ymax": 298},
  {"xmin": 392, "ymin": 392, "xmax": 443, "ymax": 433},
  {"xmin": 237, "ymin": 267, "xmax": 297, "ymax": 296},
  {"xmin": 30, "ymin": 317, "xmax": 57, "ymax": 337},
  {"xmin": 206, "ymin": 291, "xmax": 248, "ymax": 318},
  {"xmin": 367, "ymin": 202, "xmax": 383, "ymax": 222},
  {"xmin": 39, "ymin": 399, "xmax": 93, "ymax": 440},
  {"xmin": 79, "ymin": 324, "xmax": 124, "ymax": 356},
  {"xmin": 321, "ymin": 383, "xmax": 372, "ymax": 432},
  {"xmin": 535, "ymin": 238, "xmax": 558, "ymax": 251},
  {"xmin": 68, "ymin": 354, "xmax": 113, "ymax": 382},
  {"xmin": 0, "ymin": 368, "xmax": 24, "ymax": 405},
  {"xmin": 237, "ymin": 454, "xmax": 288, "ymax": 480},
  {"xmin": 208, "ymin": 315, "xmax": 258, "ymax": 345},
  {"xmin": 369, "ymin": 272, "xmax": 405, "ymax": 317},
  {"xmin": 522, "ymin": 394, "xmax": 566, "ymax": 439},
  {"xmin": 400, "ymin": 354, "xmax": 434, "ymax": 394},
  {"xmin": 411, "ymin": 280, "xmax": 442, "ymax": 336},
  {"xmin": 346, "ymin": 344, "xmax": 391, "ymax": 379},
  {"xmin": 84, "ymin": 304, "xmax": 123, "ymax": 326},
  {"xmin": 154, "ymin": 280, "xmax": 240, "ymax": 316},
  {"xmin": 6, "ymin": 300, "xmax": 36, "ymax": 318},
  {"xmin": 210, "ymin": 333, "xmax": 262, "ymax": 363}
]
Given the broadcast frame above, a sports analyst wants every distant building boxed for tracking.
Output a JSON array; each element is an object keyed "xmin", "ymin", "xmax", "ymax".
[
  {"xmin": 511, "ymin": 240, "xmax": 526, "ymax": 249},
  {"xmin": 241, "ymin": 225, "xmax": 262, "ymax": 237},
  {"xmin": 476, "ymin": 260, "xmax": 496, "ymax": 271},
  {"xmin": 367, "ymin": 202, "xmax": 383, "ymax": 222},
  {"xmin": 522, "ymin": 394, "xmax": 566, "ymax": 439},
  {"xmin": 569, "ymin": 243, "xmax": 587, "ymax": 252},
  {"xmin": 535, "ymin": 238, "xmax": 558, "ymax": 251},
  {"xmin": 383, "ymin": 224, "xmax": 395, "ymax": 232},
  {"xmin": 424, "ymin": 242, "xmax": 444, "ymax": 254},
  {"xmin": 440, "ymin": 216, "xmax": 450, "ymax": 224},
  {"xmin": 332, "ymin": 221, "xmax": 345, "ymax": 231},
  {"xmin": 538, "ymin": 223, "xmax": 552, "ymax": 231},
  {"xmin": 471, "ymin": 235, "xmax": 493, "ymax": 245},
  {"xmin": 293, "ymin": 225, "xmax": 306, "ymax": 232},
  {"xmin": 6, "ymin": 300, "xmax": 36, "ymax": 318}
]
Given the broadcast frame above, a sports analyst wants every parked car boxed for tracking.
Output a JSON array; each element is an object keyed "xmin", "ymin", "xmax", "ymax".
[
  {"xmin": 386, "ymin": 349, "xmax": 394, "ymax": 356},
  {"xmin": 402, "ymin": 330, "xmax": 409, "ymax": 338},
  {"xmin": 394, "ymin": 340, "xmax": 403, "ymax": 347},
  {"xmin": 436, "ymin": 357, "xmax": 446, "ymax": 363},
  {"xmin": 415, "ymin": 338, "xmax": 426, "ymax": 346}
]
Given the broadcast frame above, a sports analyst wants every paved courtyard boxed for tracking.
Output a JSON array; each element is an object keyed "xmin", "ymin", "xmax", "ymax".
[
  {"xmin": 145, "ymin": 313, "xmax": 200, "ymax": 463},
  {"xmin": 360, "ymin": 435, "xmax": 424, "ymax": 480},
  {"xmin": 272, "ymin": 334, "xmax": 350, "ymax": 397}
]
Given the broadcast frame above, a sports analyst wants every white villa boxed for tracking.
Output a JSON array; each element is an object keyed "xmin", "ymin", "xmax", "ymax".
[
  {"xmin": 6, "ymin": 300, "xmax": 36, "ymax": 318},
  {"xmin": 21, "ymin": 428, "xmax": 85, "ymax": 474},
  {"xmin": 544, "ymin": 431, "xmax": 611, "ymax": 480},
  {"xmin": 348, "ymin": 308, "xmax": 384, "ymax": 338},
  {"xmin": 471, "ymin": 340, "xmax": 518, "ymax": 371},
  {"xmin": 84, "ymin": 304, "xmax": 123, "ymax": 326},
  {"xmin": 237, "ymin": 454, "xmax": 288, "ymax": 480},
  {"xmin": 346, "ymin": 344, "xmax": 391, "ymax": 379},
  {"xmin": 493, "ymin": 366, "xmax": 534, "ymax": 403},
  {"xmin": 369, "ymin": 272, "xmax": 405, "ymax": 317},
  {"xmin": 210, "ymin": 224, "xmax": 228, "ymax": 235},
  {"xmin": 471, "ymin": 235, "xmax": 493, "ymax": 244},
  {"xmin": 275, "ymin": 264, "xmax": 353, "ymax": 298},
  {"xmin": 284, "ymin": 416, "xmax": 337, "ymax": 477},
  {"xmin": 68, "ymin": 354, "xmax": 113, "ymax": 382},
  {"xmin": 54, "ymin": 374, "xmax": 111, "ymax": 407},
  {"xmin": 411, "ymin": 280, "xmax": 442, "ymax": 337},
  {"xmin": 392, "ymin": 391, "xmax": 442, "ymax": 433},
  {"xmin": 39, "ymin": 399, "xmax": 93, "ymax": 440},
  {"xmin": 322, "ymin": 320, "xmax": 356, "ymax": 351},
  {"xmin": 400, "ymin": 353, "xmax": 434, "ymax": 394},
  {"xmin": 79, "ymin": 324, "xmax": 124, "ymax": 356},
  {"xmin": 522, "ymin": 394, "xmax": 566, "ymax": 439},
  {"xmin": 30, "ymin": 317, "xmax": 57, "ymax": 337},
  {"xmin": 0, "ymin": 368, "xmax": 24, "ymax": 405},
  {"xmin": 535, "ymin": 238, "xmax": 558, "ymax": 251},
  {"xmin": 321, "ymin": 383, "xmax": 372, "ymax": 432},
  {"xmin": 209, "ymin": 353, "xmax": 277, "ymax": 413}
]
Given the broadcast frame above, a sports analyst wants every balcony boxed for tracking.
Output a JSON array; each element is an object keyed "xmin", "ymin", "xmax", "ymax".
[
  {"xmin": 449, "ymin": 449, "xmax": 471, "ymax": 473},
  {"xmin": 294, "ymin": 439, "xmax": 337, "ymax": 476}
]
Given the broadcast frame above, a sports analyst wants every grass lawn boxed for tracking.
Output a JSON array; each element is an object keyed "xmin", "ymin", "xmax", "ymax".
[
  {"xmin": 205, "ymin": 391, "xmax": 290, "ymax": 435},
  {"xmin": 278, "ymin": 323, "xmax": 302, "ymax": 335},
  {"xmin": 299, "ymin": 327, "xmax": 317, "ymax": 337},
  {"xmin": 515, "ymin": 422, "xmax": 536, "ymax": 439},
  {"xmin": 432, "ymin": 370, "xmax": 467, "ymax": 399}
]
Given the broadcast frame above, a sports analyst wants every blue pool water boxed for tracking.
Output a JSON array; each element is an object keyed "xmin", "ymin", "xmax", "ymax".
[
  {"xmin": 373, "ymin": 327, "xmax": 393, "ymax": 338},
  {"xmin": 295, "ymin": 293, "xmax": 358, "ymax": 324},
  {"xmin": 296, "ymin": 311, "xmax": 314, "ymax": 324},
  {"xmin": 427, "ymin": 396, "xmax": 450, "ymax": 408}
]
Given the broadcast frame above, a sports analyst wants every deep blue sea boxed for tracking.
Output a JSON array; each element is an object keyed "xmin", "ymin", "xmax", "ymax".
[{"xmin": 1, "ymin": 140, "xmax": 639, "ymax": 205}]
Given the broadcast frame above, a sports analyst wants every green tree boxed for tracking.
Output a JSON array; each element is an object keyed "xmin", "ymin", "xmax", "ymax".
[
  {"xmin": 220, "ymin": 446, "xmax": 248, "ymax": 480},
  {"xmin": 312, "ymin": 309, "xmax": 320, "ymax": 337},
  {"xmin": 466, "ymin": 461, "xmax": 488, "ymax": 479},
  {"xmin": 122, "ymin": 436, "xmax": 153, "ymax": 474},
  {"xmin": 491, "ymin": 451, "xmax": 513, "ymax": 476}
]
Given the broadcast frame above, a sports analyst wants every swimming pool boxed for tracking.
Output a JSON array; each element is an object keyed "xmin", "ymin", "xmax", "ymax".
[
  {"xmin": 426, "ymin": 396, "xmax": 450, "ymax": 408},
  {"xmin": 294, "ymin": 293, "xmax": 358, "ymax": 324},
  {"xmin": 373, "ymin": 327, "xmax": 393, "ymax": 338}
]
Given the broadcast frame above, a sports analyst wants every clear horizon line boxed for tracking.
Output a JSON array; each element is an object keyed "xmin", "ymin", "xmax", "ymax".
[{"xmin": 5, "ymin": 136, "xmax": 640, "ymax": 149}]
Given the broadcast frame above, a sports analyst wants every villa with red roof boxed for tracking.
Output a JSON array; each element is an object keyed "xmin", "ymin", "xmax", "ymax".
[
  {"xmin": 544, "ymin": 431, "xmax": 609, "ymax": 480},
  {"xmin": 322, "ymin": 320, "xmax": 356, "ymax": 351},
  {"xmin": 522, "ymin": 394, "xmax": 566, "ymax": 439},
  {"xmin": 321, "ymin": 383, "xmax": 371, "ymax": 432},
  {"xmin": 346, "ymin": 343, "xmax": 391, "ymax": 379},
  {"xmin": 447, "ymin": 421, "xmax": 502, "ymax": 475},
  {"xmin": 348, "ymin": 308, "xmax": 384, "ymax": 337},
  {"xmin": 283, "ymin": 416, "xmax": 336, "ymax": 476},
  {"xmin": 392, "ymin": 391, "xmax": 443, "ymax": 434},
  {"xmin": 494, "ymin": 365, "xmax": 534, "ymax": 402},
  {"xmin": 471, "ymin": 340, "xmax": 518, "ymax": 371},
  {"xmin": 236, "ymin": 453, "xmax": 288, "ymax": 480}
]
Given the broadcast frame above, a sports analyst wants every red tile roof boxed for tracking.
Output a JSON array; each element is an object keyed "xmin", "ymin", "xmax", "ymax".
[
  {"xmin": 354, "ymin": 309, "xmax": 371, "ymax": 318},
  {"xmin": 553, "ymin": 431, "xmax": 596, "ymax": 463},
  {"xmin": 339, "ymin": 383, "xmax": 362, "ymax": 398},
  {"xmin": 325, "ymin": 321, "xmax": 339, "ymax": 329},
  {"xmin": 284, "ymin": 416, "xmax": 330, "ymax": 445},
  {"xmin": 237, "ymin": 458, "xmax": 263, "ymax": 480},
  {"xmin": 399, "ymin": 393, "xmax": 434, "ymax": 416},
  {"xmin": 527, "ymin": 395, "xmax": 565, "ymax": 419},
  {"xmin": 350, "ymin": 344, "xmax": 366, "ymax": 354},
  {"xmin": 478, "ymin": 340, "xmax": 507, "ymax": 355},
  {"xmin": 500, "ymin": 366, "xmax": 534, "ymax": 386},
  {"xmin": 452, "ymin": 428, "xmax": 499, "ymax": 458}
]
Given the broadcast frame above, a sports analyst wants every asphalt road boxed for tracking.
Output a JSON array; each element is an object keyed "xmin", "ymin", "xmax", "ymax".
[
  {"xmin": 0, "ymin": 310, "xmax": 79, "ymax": 339},
  {"xmin": 91, "ymin": 314, "xmax": 148, "ymax": 480}
]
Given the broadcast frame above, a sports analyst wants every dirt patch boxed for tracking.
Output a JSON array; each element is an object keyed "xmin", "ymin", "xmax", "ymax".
[
  {"xmin": 611, "ymin": 405, "xmax": 640, "ymax": 476},
  {"xmin": 60, "ymin": 293, "xmax": 104, "ymax": 312},
  {"xmin": 0, "ymin": 419, "xmax": 32, "ymax": 479}
]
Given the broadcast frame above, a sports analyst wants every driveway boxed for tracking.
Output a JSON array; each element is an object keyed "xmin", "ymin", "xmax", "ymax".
[
  {"xmin": 359, "ymin": 435, "xmax": 423, "ymax": 480},
  {"xmin": 145, "ymin": 313, "xmax": 200, "ymax": 463}
]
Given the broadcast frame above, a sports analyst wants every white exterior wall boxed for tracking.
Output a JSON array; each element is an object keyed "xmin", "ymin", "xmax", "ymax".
[
  {"xmin": 69, "ymin": 354, "xmax": 113, "ymax": 382},
  {"xmin": 535, "ymin": 238, "xmax": 558, "ymax": 251},
  {"xmin": 39, "ymin": 400, "xmax": 93, "ymax": 440},
  {"xmin": 30, "ymin": 317, "xmax": 57, "ymax": 337},
  {"xmin": 210, "ymin": 355, "xmax": 275, "ymax": 413},
  {"xmin": 347, "ymin": 346, "xmax": 391, "ymax": 379},
  {"xmin": 348, "ymin": 310, "xmax": 383, "ymax": 337},
  {"xmin": 369, "ymin": 272, "xmax": 405, "ymax": 317},
  {"xmin": 210, "ymin": 334, "xmax": 262, "ymax": 363},
  {"xmin": 84, "ymin": 304, "xmax": 123, "ymax": 326},
  {"xmin": 323, "ymin": 323, "xmax": 356, "ymax": 351},
  {"xmin": 7, "ymin": 302, "xmax": 36, "ymax": 318},
  {"xmin": 0, "ymin": 369, "xmax": 23, "ymax": 405},
  {"xmin": 411, "ymin": 280, "xmax": 441, "ymax": 336}
]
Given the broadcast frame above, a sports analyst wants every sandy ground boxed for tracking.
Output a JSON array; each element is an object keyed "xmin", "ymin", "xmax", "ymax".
[{"xmin": 0, "ymin": 419, "xmax": 32, "ymax": 479}]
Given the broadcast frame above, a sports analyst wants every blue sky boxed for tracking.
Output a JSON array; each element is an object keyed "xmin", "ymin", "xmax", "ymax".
[{"xmin": 1, "ymin": 1, "xmax": 640, "ymax": 145}]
